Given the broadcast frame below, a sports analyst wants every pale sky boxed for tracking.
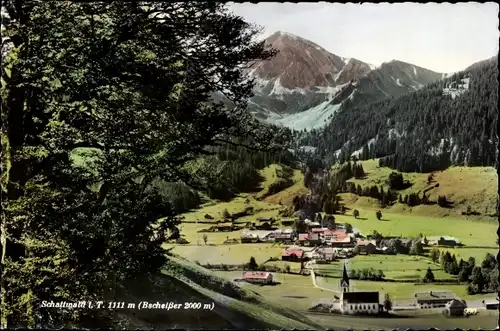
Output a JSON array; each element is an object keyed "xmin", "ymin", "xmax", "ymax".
[{"xmin": 228, "ymin": 2, "xmax": 499, "ymax": 73}]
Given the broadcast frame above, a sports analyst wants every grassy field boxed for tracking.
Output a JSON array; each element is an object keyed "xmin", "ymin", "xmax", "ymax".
[
  {"xmin": 264, "ymin": 168, "xmax": 309, "ymax": 205},
  {"xmin": 212, "ymin": 270, "xmax": 497, "ymax": 330},
  {"xmin": 175, "ymin": 222, "xmax": 247, "ymax": 244},
  {"xmin": 180, "ymin": 195, "xmax": 280, "ymax": 223},
  {"xmin": 439, "ymin": 247, "xmax": 497, "ymax": 262},
  {"xmin": 331, "ymin": 207, "xmax": 497, "ymax": 248},
  {"xmin": 255, "ymin": 164, "xmax": 286, "ymax": 199},
  {"xmin": 313, "ymin": 255, "xmax": 454, "ymax": 281},
  {"xmin": 168, "ymin": 242, "xmax": 285, "ymax": 265},
  {"xmin": 306, "ymin": 310, "xmax": 497, "ymax": 330},
  {"xmin": 343, "ymin": 159, "xmax": 497, "ymax": 219},
  {"xmin": 214, "ymin": 271, "xmax": 331, "ymax": 311},
  {"xmin": 168, "ymin": 160, "xmax": 497, "ymax": 328},
  {"xmin": 160, "ymin": 255, "xmax": 324, "ymax": 329}
]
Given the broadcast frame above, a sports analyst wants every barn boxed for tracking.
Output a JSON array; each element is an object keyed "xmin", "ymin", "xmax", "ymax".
[{"xmin": 243, "ymin": 272, "xmax": 273, "ymax": 285}]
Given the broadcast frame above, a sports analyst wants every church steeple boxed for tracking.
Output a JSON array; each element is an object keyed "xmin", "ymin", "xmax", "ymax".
[{"xmin": 340, "ymin": 262, "xmax": 350, "ymax": 293}]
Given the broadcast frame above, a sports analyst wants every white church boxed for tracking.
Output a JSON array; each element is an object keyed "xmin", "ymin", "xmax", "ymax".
[{"xmin": 336, "ymin": 263, "xmax": 382, "ymax": 315}]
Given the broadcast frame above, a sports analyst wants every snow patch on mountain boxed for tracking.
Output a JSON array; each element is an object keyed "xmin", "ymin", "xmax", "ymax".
[
  {"xmin": 368, "ymin": 63, "xmax": 377, "ymax": 71},
  {"xmin": 350, "ymin": 137, "xmax": 377, "ymax": 157},
  {"xmin": 413, "ymin": 65, "xmax": 417, "ymax": 77},
  {"xmin": 270, "ymin": 77, "xmax": 307, "ymax": 96},
  {"xmin": 340, "ymin": 57, "xmax": 351, "ymax": 65},
  {"xmin": 268, "ymin": 102, "xmax": 342, "ymax": 131},
  {"xmin": 390, "ymin": 76, "xmax": 404, "ymax": 87}
]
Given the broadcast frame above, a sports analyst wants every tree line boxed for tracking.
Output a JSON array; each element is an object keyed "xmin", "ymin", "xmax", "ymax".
[{"xmin": 429, "ymin": 248, "xmax": 498, "ymax": 294}]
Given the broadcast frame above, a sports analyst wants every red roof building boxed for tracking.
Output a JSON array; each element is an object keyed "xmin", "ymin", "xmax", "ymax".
[{"xmin": 281, "ymin": 248, "xmax": 304, "ymax": 261}]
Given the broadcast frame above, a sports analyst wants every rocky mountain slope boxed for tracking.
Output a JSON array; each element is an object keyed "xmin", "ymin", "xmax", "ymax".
[{"xmin": 246, "ymin": 31, "xmax": 443, "ymax": 131}]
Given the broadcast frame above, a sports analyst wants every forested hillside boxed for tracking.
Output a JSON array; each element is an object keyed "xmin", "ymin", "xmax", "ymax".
[{"xmin": 300, "ymin": 57, "xmax": 498, "ymax": 172}]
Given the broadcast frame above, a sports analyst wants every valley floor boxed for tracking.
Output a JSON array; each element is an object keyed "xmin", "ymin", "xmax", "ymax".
[{"xmin": 165, "ymin": 162, "xmax": 498, "ymax": 329}]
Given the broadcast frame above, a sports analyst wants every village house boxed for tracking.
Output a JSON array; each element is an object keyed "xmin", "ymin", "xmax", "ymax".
[
  {"xmin": 281, "ymin": 248, "xmax": 304, "ymax": 262},
  {"xmin": 414, "ymin": 291, "xmax": 457, "ymax": 309},
  {"xmin": 329, "ymin": 232, "xmax": 355, "ymax": 248},
  {"xmin": 323, "ymin": 229, "xmax": 347, "ymax": 241},
  {"xmin": 280, "ymin": 218, "xmax": 295, "ymax": 226},
  {"xmin": 240, "ymin": 231, "xmax": 259, "ymax": 243},
  {"xmin": 274, "ymin": 230, "xmax": 294, "ymax": 243},
  {"xmin": 216, "ymin": 222, "xmax": 234, "ymax": 232},
  {"xmin": 298, "ymin": 233, "xmax": 321, "ymax": 246},
  {"xmin": 337, "ymin": 263, "xmax": 381, "ymax": 315},
  {"xmin": 255, "ymin": 222, "xmax": 274, "ymax": 230},
  {"xmin": 482, "ymin": 298, "xmax": 499, "ymax": 310},
  {"xmin": 240, "ymin": 230, "xmax": 276, "ymax": 243},
  {"xmin": 444, "ymin": 299, "xmax": 467, "ymax": 316},
  {"xmin": 313, "ymin": 247, "xmax": 335, "ymax": 261},
  {"xmin": 242, "ymin": 271, "xmax": 273, "ymax": 285},
  {"xmin": 356, "ymin": 240, "xmax": 377, "ymax": 255},
  {"xmin": 304, "ymin": 219, "xmax": 321, "ymax": 228},
  {"xmin": 426, "ymin": 236, "xmax": 461, "ymax": 247}
]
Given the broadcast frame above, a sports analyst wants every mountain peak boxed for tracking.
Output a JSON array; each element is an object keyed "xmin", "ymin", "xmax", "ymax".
[{"xmin": 266, "ymin": 31, "xmax": 301, "ymax": 43}]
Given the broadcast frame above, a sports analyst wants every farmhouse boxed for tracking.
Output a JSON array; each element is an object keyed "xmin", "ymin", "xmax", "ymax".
[
  {"xmin": 240, "ymin": 231, "xmax": 259, "ymax": 243},
  {"xmin": 313, "ymin": 247, "xmax": 335, "ymax": 261},
  {"xmin": 426, "ymin": 236, "xmax": 461, "ymax": 247},
  {"xmin": 356, "ymin": 240, "xmax": 377, "ymax": 254},
  {"xmin": 216, "ymin": 223, "xmax": 234, "ymax": 232},
  {"xmin": 242, "ymin": 271, "xmax": 273, "ymax": 285},
  {"xmin": 414, "ymin": 291, "xmax": 456, "ymax": 308},
  {"xmin": 240, "ymin": 230, "xmax": 276, "ymax": 243},
  {"xmin": 298, "ymin": 233, "xmax": 321, "ymax": 246},
  {"xmin": 255, "ymin": 222, "xmax": 274, "ymax": 230},
  {"xmin": 274, "ymin": 230, "xmax": 294, "ymax": 243},
  {"xmin": 281, "ymin": 248, "xmax": 304, "ymax": 262},
  {"xmin": 444, "ymin": 299, "xmax": 466, "ymax": 316}
]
